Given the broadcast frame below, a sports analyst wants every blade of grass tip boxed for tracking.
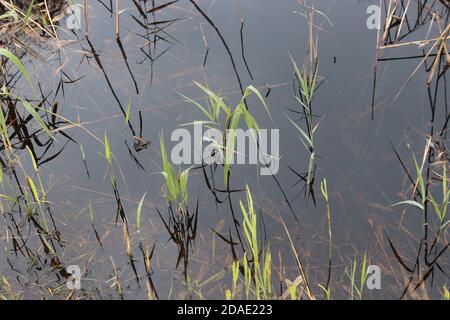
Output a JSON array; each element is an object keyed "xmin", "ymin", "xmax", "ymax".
[
  {"xmin": 88, "ymin": 200, "xmax": 94, "ymax": 223},
  {"xmin": 0, "ymin": 194, "xmax": 16, "ymax": 203},
  {"xmin": 27, "ymin": 177, "xmax": 40, "ymax": 206},
  {"xmin": 245, "ymin": 86, "xmax": 273, "ymax": 122},
  {"xmin": 104, "ymin": 133, "xmax": 111, "ymax": 164},
  {"xmin": 241, "ymin": 105, "xmax": 260, "ymax": 131},
  {"xmin": 26, "ymin": 146, "xmax": 38, "ymax": 172},
  {"xmin": 0, "ymin": 106, "xmax": 9, "ymax": 144},
  {"xmin": 360, "ymin": 253, "xmax": 368, "ymax": 296},
  {"xmin": 429, "ymin": 194, "xmax": 443, "ymax": 223},
  {"xmin": 392, "ymin": 200, "xmax": 424, "ymax": 211},
  {"xmin": 194, "ymin": 82, "xmax": 231, "ymax": 117},
  {"xmin": 351, "ymin": 257, "xmax": 356, "ymax": 299},
  {"xmin": 441, "ymin": 220, "xmax": 450, "ymax": 230},
  {"xmin": 0, "ymin": 49, "xmax": 32, "ymax": 87},
  {"xmin": 289, "ymin": 53, "xmax": 310, "ymax": 104},
  {"xmin": 178, "ymin": 93, "xmax": 213, "ymax": 122},
  {"xmin": 180, "ymin": 168, "xmax": 190, "ymax": 208},
  {"xmin": 294, "ymin": 96, "xmax": 309, "ymax": 112},
  {"xmin": 286, "ymin": 115, "xmax": 313, "ymax": 149},
  {"xmin": 21, "ymin": 100, "xmax": 52, "ymax": 137},
  {"xmin": 311, "ymin": 66, "xmax": 319, "ymax": 95},
  {"xmin": 81, "ymin": 144, "xmax": 86, "ymax": 161},
  {"xmin": 0, "ymin": 10, "xmax": 18, "ymax": 21},
  {"xmin": 125, "ymin": 99, "xmax": 132, "ymax": 125},
  {"xmin": 136, "ymin": 192, "xmax": 146, "ymax": 233},
  {"xmin": 307, "ymin": 153, "xmax": 315, "ymax": 186}
]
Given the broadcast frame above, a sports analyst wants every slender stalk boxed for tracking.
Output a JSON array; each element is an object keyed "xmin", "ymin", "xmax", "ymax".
[
  {"xmin": 84, "ymin": 0, "xmax": 89, "ymax": 35},
  {"xmin": 115, "ymin": 0, "xmax": 120, "ymax": 39}
]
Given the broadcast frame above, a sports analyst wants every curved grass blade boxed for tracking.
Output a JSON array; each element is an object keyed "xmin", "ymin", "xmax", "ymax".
[
  {"xmin": 136, "ymin": 192, "xmax": 146, "ymax": 233},
  {"xmin": 22, "ymin": 100, "xmax": 52, "ymax": 137},
  {"xmin": 0, "ymin": 48, "xmax": 32, "ymax": 87}
]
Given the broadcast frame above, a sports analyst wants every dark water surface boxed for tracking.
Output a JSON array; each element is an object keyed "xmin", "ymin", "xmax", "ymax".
[{"xmin": 0, "ymin": 0, "xmax": 448, "ymax": 299}]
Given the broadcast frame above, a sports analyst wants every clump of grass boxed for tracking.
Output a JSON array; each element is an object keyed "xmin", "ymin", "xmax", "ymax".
[
  {"xmin": 159, "ymin": 133, "xmax": 190, "ymax": 210},
  {"xmin": 0, "ymin": 0, "xmax": 64, "ymax": 45},
  {"xmin": 375, "ymin": 1, "xmax": 450, "ymax": 102},
  {"xmin": 393, "ymin": 151, "xmax": 427, "ymax": 212},
  {"xmin": 346, "ymin": 252, "xmax": 369, "ymax": 300},
  {"xmin": 393, "ymin": 155, "xmax": 450, "ymax": 229},
  {"xmin": 225, "ymin": 186, "xmax": 272, "ymax": 300},
  {"xmin": 444, "ymin": 286, "xmax": 450, "ymax": 300},
  {"xmin": 1, "ymin": 49, "xmax": 55, "ymax": 140},
  {"xmin": 158, "ymin": 133, "xmax": 199, "ymax": 279},
  {"xmin": 0, "ymin": 275, "xmax": 20, "ymax": 300},
  {"xmin": 181, "ymin": 82, "xmax": 272, "ymax": 186},
  {"xmin": 180, "ymin": 82, "xmax": 274, "ymax": 253},
  {"xmin": 389, "ymin": 140, "xmax": 450, "ymax": 298}
]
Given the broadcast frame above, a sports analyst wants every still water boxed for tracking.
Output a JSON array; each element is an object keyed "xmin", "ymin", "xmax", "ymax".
[{"xmin": 0, "ymin": 0, "xmax": 448, "ymax": 299}]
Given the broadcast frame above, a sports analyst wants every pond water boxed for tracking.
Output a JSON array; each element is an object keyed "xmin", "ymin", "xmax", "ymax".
[{"xmin": 0, "ymin": 0, "xmax": 449, "ymax": 300}]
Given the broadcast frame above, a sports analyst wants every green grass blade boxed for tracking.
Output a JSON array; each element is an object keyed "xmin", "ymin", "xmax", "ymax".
[
  {"xmin": 286, "ymin": 115, "xmax": 313, "ymax": 149},
  {"xmin": 0, "ymin": 48, "xmax": 32, "ymax": 87},
  {"xmin": 136, "ymin": 192, "xmax": 146, "ymax": 233},
  {"xmin": 21, "ymin": 100, "xmax": 52, "ymax": 137},
  {"xmin": 392, "ymin": 200, "xmax": 424, "ymax": 211},
  {"xmin": 224, "ymin": 110, "xmax": 242, "ymax": 185},
  {"xmin": 125, "ymin": 99, "xmax": 132, "ymax": 125}
]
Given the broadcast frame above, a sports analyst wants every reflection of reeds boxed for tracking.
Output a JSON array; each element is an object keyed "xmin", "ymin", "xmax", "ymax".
[
  {"xmin": 156, "ymin": 201, "xmax": 199, "ymax": 281},
  {"xmin": 0, "ymin": 0, "xmax": 64, "ymax": 47},
  {"xmin": 139, "ymin": 241, "xmax": 159, "ymax": 300},
  {"xmin": 391, "ymin": 141, "xmax": 450, "ymax": 297},
  {"xmin": 378, "ymin": 1, "xmax": 450, "ymax": 298},
  {"xmin": 374, "ymin": 0, "xmax": 450, "ymax": 104},
  {"xmin": 0, "ymin": 48, "xmax": 70, "ymax": 245},
  {"xmin": 0, "ymin": 36, "xmax": 79, "ymax": 296}
]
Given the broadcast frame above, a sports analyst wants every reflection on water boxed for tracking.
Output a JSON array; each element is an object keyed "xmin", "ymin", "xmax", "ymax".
[{"xmin": 0, "ymin": 0, "xmax": 449, "ymax": 300}]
